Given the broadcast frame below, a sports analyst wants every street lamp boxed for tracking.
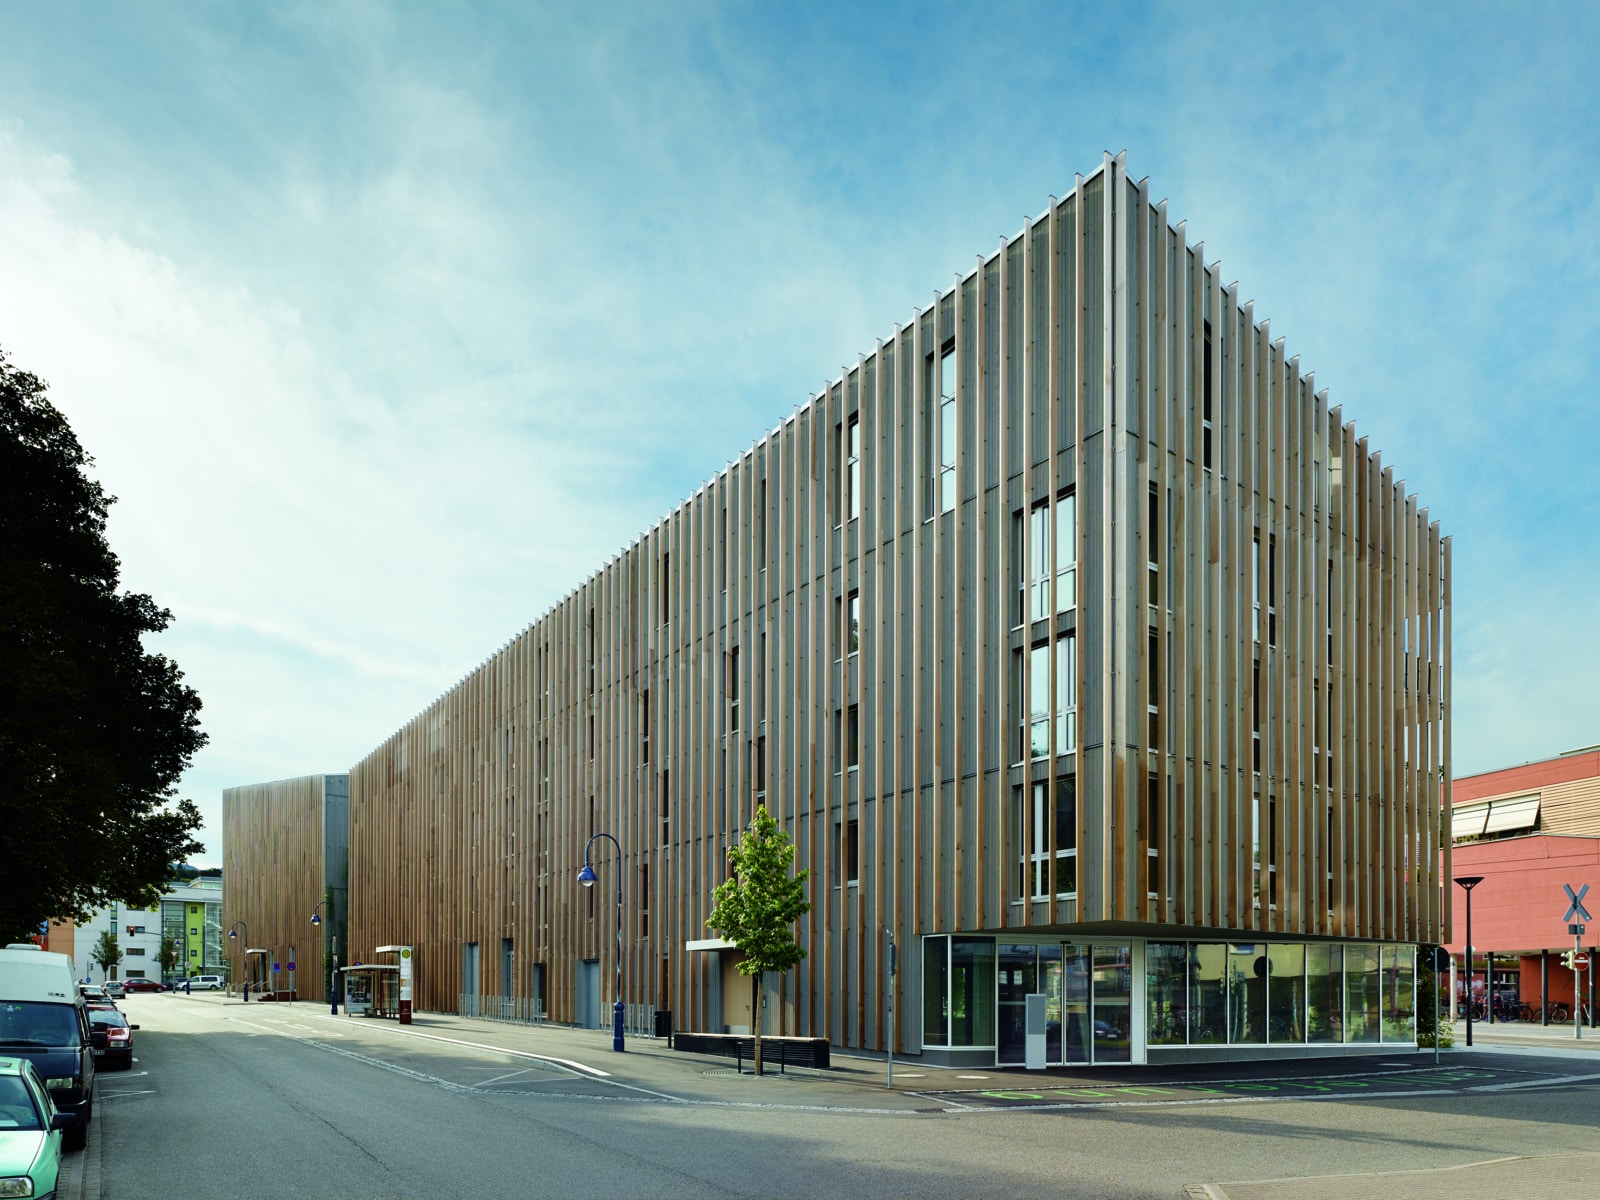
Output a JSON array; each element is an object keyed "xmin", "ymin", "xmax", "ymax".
[
  {"xmin": 578, "ymin": 832, "xmax": 625, "ymax": 1052},
  {"xmin": 227, "ymin": 922, "xmax": 247, "ymax": 1000},
  {"xmin": 1455, "ymin": 876, "xmax": 1484, "ymax": 1047},
  {"xmin": 311, "ymin": 901, "xmax": 339, "ymax": 1016}
]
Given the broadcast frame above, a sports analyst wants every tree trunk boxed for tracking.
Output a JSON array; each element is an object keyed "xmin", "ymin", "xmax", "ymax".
[{"xmin": 752, "ymin": 973, "xmax": 764, "ymax": 1076}]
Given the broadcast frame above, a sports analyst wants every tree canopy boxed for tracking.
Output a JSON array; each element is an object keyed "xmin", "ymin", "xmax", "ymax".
[{"xmin": 0, "ymin": 346, "xmax": 206, "ymax": 941}]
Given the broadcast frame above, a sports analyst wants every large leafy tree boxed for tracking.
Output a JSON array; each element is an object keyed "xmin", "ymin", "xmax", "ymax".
[
  {"xmin": 706, "ymin": 805, "xmax": 811, "ymax": 1075},
  {"xmin": 0, "ymin": 347, "xmax": 205, "ymax": 940}
]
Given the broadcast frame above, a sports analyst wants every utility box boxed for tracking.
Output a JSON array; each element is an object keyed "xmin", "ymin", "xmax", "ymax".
[{"xmin": 1025, "ymin": 993, "xmax": 1047, "ymax": 1070}]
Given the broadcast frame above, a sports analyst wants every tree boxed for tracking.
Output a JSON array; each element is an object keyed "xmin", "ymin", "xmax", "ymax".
[
  {"xmin": 705, "ymin": 805, "xmax": 811, "ymax": 1075},
  {"xmin": 91, "ymin": 929, "xmax": 123, "ymax": 981},
  {"xmin": 0, "ymin": 347, "xmax": 206, "ymax": 940},
  {"xmin": 158, "ymin": 935, "xmax": 181, "ymax": 981}
]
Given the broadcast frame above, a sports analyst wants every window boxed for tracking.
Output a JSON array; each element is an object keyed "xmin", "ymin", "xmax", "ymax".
[
  {"xmin": 660, "ymin": 553, "xmax": 671, "ymax": 625},
  {"xmin": 1022, "ymin": 494, "xmax": 1077, "ymax": 624},
  {"xmin": 640, "ymin": 864, "xmax": 650, "ymax": 938},
  {"xmin": 1202, "ymin": 320, "xmax": 1214, "ymax": 470},
  {"xmin": 728, "ymin": 648, "xmax": 740, "ymax": 733},
  {"xmin": 1024, "ymin": 634, "xmax": 1076, "ymax": 762},
  {"xmin": 752, "ymin": 736, "xmax": 766, "ymax": 801},
  {"xmin": 847, "ymin": 591, "xmax": 860, "ymax": 656},
  {"xmin": 1252, "ymin": 661, "xmax": 1262, "ymax": 773},
  {"xmin": 927, "ymin": 348, "xmax": 956, "ymax": 515},
  {"xmin": 1147, "ymin": 629, "xmax": 1160, "ymax": 747},
  {"xmin": 1017, "ymin": 778, "xmax": 1076, "ymax": 899},
  {"xmin": 660, "ymin": 771, "xmax": 670, "ymax": 844},
  {"xmin": 1252, "ymin": 535, "xmax": 1261, "ymax": 643},
  {"xmin": 1147, "ymin": 774, "xmax": 1160, "ymax": 890},
  {"xmin": 1267, "ymin": 535, "xmax": 1278, "ymax": 648},
  {"xmin": 1147, "ymin": 486, "xmax": 1160, "ymax": 609},
  {"xmin": 846, "ymin": 704, "xmax": 860, "ymax": 770},
  {"xmin": 846, "ymin": 416, "xmax": 861, "ymax": 522},
  {"xmin": 126, "ymin": 947, "xmax": 146, "ymax": 957},
  {"xmin": 835, "ymin": 819, "xmax": 859, "ymax": 885},
  {"xmin": 641, "ymin": 689, "xmax": 650, "ymax": 763}
]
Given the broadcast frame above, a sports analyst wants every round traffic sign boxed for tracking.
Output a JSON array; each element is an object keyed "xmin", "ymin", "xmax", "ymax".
[{"xmin": 1576, "ymin": 953, "xmax": 1589, "ymax": 972}]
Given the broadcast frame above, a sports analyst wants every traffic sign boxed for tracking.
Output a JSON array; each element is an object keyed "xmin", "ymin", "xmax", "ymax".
[
  {"xmin": 1563, "ymin": 883, "xmax": 1591, "ymax": 923},
  {"xmin": 273, "ymin": 962, "xmax": 281, "ymax": 972},
  {"xmin": 1576, "ymin": 954, "xmax": 1589, "ymax": 973},
  {"xmin": 287, "ymin": 961, "xmax": 296, "ymax": 971}
]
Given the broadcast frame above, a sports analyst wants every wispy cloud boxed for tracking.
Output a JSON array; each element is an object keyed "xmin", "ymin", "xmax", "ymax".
[{"xmin": 1, "ymin": 2, "xmax": 1596, "ymax": 858}]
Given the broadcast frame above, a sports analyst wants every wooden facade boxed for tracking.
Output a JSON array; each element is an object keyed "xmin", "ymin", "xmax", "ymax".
[
  {"xmin": 222, "ymin": 774, "xmax": 348, "ymax": 1000},
  {"xmin": 310, "ymin": 154, "xmax": 1449, "ymax": 1054}
]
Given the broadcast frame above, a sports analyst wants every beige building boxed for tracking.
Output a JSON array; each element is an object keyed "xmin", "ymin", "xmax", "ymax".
[{"xmin": 231, "ymin": 154, "xmax": 1450, "ymax": 1065}]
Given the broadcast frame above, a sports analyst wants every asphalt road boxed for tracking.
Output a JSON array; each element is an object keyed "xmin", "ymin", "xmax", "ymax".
[{"xmin": 81, "ymin": 995, "xmax": 1600, "ymax": 1199}]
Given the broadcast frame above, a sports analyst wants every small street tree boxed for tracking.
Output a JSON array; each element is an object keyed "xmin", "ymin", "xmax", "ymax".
[
  {"xmin": 705, "ymin": 805, "xmax": 811, "ymax": 1075},
  {"xmin": 158, "ymin": 935, "xmax": 184, "ymax": 983},
  {"xmin": 91, "ymin": 929, "xmax": 123, "ymax": 981}
]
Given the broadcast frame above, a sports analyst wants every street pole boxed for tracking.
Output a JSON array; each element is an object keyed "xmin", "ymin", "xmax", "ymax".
[
  {"xmin": 885, "ymin": 930, "xmax": 896, "ymax": 1089},
  {"xmin": 1455, "ymin": 876, "xmax": 1483, "ymax": 1049},
  {"xmin": 1575, "ymin": 930, "xmax": 1584, "ymax": 1042},
  {"xmin": 579, "ymin": 832, "xmax": 626, "ymax": 1052}
]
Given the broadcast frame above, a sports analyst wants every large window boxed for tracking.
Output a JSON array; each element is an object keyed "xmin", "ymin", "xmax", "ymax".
[
  {"xmin": 1019, "ymin": 494, "xmax": 1076, "ymax": 625},
  {"xmin": 1227, "ymin": 945, "xmax": 1267, "ymax": 1044},
  {"xmin": 1025, "ymin": 635, "xmax": 1076, "ymax": 762},
  {"xmin": 927, "ymin": 349, "xmax": 956, "ymax": 516},
  {"xmin": 1267, "ymin": 943, "xmax": 1306, "ymax": 1042},
  {"xmin": 1307, "ymin": 943, "xmax": 1343, "ymax": 1043},
  {"xmin": 846, "ymin": 416, "xmax": 861, "ymax": 522},
  {"xmin": 1344, "ymin": 943, "xmax": 1381, "ymax": 1043},
  {"xmin": 923, "ymin": 937, "xmax": 995, "ymax": 1049},
  {"xmin": 1016, "ymin": 778, "xmax": 1076, "ymax": 901},
  {"xmin": 1146, "ymin": 942, "xmax": 1188, "ymax": 1046}
]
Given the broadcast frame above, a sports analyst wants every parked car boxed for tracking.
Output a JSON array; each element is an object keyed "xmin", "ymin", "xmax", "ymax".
[
  {"xmin": 0, "ymin": 946, "xmax": 95, "ymax": 1151},
  {"xmin": 86, "ymin": 1009, "xmax": 137, "ymax": 1070},
  {"xmin": 102, "ymin": 982, "xmax": 125, "ymax": 1000},
  {"xmin": 120, "ymin": 979, "xmax": 164, "ymax": 994},
  {"xmin": 0, "ymin": 1056, "xmax": 76, "ymax": 1191},
  {"xmin": 185, "ymin": 976, "xmax": 225, "ymax": 992},
  {"xmin": 76, "ymin": 985, "xmax": 108, "ymax": 1006}
]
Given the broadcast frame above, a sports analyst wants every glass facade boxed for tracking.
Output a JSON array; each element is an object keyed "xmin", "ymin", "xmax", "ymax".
[{"xmin": 924, "ymin": 936, "xmax": 1417, "ymax": 1063}]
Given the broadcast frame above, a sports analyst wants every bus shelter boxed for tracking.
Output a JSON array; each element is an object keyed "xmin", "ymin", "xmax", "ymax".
[{"xmin": 339, "ymin": 964, "xmax": 400, "ymax": 1018}]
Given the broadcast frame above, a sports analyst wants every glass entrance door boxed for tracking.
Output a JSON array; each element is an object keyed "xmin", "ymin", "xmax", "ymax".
[{"xmin": 997, "ymin": 944, "xmax": 1038, "ymax": 1065}]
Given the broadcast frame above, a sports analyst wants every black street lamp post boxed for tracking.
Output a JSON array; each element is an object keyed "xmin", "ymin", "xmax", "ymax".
[
  {"xmin": 1455, "ymin": 876, "xmax": 1484, "ymax": 1047},
  {"xmin": 578, "ymin": 832, "xmax": 625, "ymax": 1052},
  {"xmin": 227, "ymin": 922, "xmax": 247, "ymax": 1000},
  {"xmin": 311, "ymin": 901, "xmax": 339, "ymax": 1015}
]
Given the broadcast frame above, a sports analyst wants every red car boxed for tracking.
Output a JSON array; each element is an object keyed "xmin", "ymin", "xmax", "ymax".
[
  {"xmin": 121, "ymin": 979, "xmax": 165, "ymax": 993},
  {"xmin": 87, "ymin": 1006, "xmax": 138, "ymax": 1070}
]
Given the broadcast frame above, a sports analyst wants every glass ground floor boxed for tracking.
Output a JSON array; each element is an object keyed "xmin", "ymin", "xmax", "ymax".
[{"xmin": 920, "ymin": 935, "xmax": 1417, "ymax": 1066}]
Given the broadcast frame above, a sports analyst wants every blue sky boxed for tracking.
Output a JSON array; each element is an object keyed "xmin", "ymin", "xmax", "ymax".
[{"xmin": 1, "ymin": 2, "xmax": 1595, "ymax": 864}]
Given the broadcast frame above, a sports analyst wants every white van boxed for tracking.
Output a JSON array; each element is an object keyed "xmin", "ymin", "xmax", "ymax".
[
  {"xmin": 0, "ymin": 945, "xmax": 94, "ymax": 1150},
  {"xmin": 184, "ymin": 975, "xmax": 225, "ymax": 991}
]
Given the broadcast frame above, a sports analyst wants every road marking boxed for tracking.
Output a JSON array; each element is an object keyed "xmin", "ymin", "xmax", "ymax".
[
  {"xmin": 298, "ymin": 1012, "xmax": 614, "ymax": 1078},
  {"xmin": 97, "ymin": 1089, "xmax": 157, "ymax": 1101}
]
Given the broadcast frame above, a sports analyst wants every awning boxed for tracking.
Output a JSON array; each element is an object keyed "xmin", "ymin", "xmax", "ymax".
[
  {"xmin": 1482, "ymin": 794, "xmax": 1540, "ymax": 835},
  {"xmin": 1452, "ymin": 793, "xmax": 1540, "ymax": 841}
]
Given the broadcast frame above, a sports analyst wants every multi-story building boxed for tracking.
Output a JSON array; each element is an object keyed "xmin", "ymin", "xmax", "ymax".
[
  {"xmin": 1447, "ymin": 744, "xmax": 1600, "ymax": 1022},
  {"xmin": 47, "ymin": 871, "xmax": 224, "ymax": 984},
  {"xmin": 222, "ymin": 774, "xmax": 349, "ymax": 1000},
  {"xmin": 234, "ymin": 153, "xmax": 1451, "ymax": 1065}
]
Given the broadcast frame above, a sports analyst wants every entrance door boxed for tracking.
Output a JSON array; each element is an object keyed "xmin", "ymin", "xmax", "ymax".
[
  {"xmin": 1040, "ymin": 945, "xmax": 1064, "ymax": 1063},
  {"xmin": 1061, "ymin": 943, "xmax": 1091, "ymax": 1064},
  {"xmin": 997, "ymin": 945, "xmax": 1037, "ymax": 1065},
  {"xmin": 577, "ymin": 959, "xmax": 599, "ymax": 1028}
]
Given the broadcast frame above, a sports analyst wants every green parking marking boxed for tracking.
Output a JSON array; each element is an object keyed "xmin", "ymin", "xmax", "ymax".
[
  {"xmin": 981, "ymin": 1091, "xmax": 1044, "ymax": 1100},
  {"xmin": 1117, "ymin": 1087, "xmax": 1177, "ymax": 1095}
]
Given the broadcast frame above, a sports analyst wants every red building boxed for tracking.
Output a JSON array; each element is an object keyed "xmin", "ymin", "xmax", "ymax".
[{"xmin": 1447, "ymin": 745, "xmax": 1600, "ymax": 1021}]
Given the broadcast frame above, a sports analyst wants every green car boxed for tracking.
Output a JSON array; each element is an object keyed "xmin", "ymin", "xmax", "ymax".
[{"xmin": 0, "ymin": 1056, "xmax": 75, "ymax": 1199}]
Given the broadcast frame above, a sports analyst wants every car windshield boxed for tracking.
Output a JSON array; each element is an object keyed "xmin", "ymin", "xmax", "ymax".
[
  {"xmin": 0, "ymin": 1001, "xmax": 79, "ymax": 1047},
  {"xmin": 0, "ymin": 1076, "xmax": 44, "ymax": 1131},
  {"xmin": 89, "ymin": 1010, "xmax": 128, "ymax": 1029}
]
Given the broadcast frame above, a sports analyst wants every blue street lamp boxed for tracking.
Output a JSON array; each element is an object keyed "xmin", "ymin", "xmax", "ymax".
[
  {"xmin": 311, "ymin": 901, "xmax": 339, "ymax": 1015},
  {"xmin": 578, "ymin": 832, "xmax": 625, "ymax": 1052}
]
